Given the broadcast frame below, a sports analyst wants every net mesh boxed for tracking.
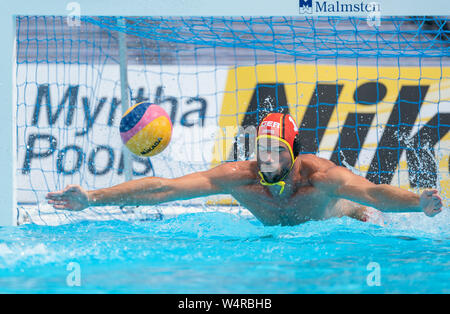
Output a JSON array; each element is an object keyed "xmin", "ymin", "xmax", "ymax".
[{"xmin": 15, "ymin": 16, "xmax": 450, "ymax": 225}]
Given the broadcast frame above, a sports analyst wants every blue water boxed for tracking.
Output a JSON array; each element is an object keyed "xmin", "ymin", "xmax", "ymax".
[{"xmin": 0, "ymin": 211, "xmax": 449, "ymax": 293}]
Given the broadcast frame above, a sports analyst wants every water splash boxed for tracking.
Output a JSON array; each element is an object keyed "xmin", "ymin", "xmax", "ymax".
[
  {"xmin": 397, "ymin": 130, "xmax": 446, "ymax": 202},
  {"xmin": 263, "ymin": 95, "xmax": 277, "ymax": 112},
  {"xmin": 338, "ymin": 151, "xmax": 365, "ymax": 177}
]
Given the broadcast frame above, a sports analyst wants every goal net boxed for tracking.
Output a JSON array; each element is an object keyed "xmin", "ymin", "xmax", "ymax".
[{"xmin": 15, "ymin": 16, "xmax": 450, "ymax": 225}]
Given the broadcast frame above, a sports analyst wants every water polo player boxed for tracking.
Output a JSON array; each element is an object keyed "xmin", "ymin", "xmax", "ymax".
[{"xmin": 46, "ymin": 113, "xmax": 443, "ymax": 226}]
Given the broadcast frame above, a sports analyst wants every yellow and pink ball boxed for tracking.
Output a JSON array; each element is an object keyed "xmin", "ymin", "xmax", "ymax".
[{"xmin": 120, "ymin": 102, "xmax": 172, "ymax": 157}]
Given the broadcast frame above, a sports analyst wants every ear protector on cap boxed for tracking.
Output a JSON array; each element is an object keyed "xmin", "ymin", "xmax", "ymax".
[{"xmin": 279, "ymin": 112, "xmax": 301, "ymax": 157}]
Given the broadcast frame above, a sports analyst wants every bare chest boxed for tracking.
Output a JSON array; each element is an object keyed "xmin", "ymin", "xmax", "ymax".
[{"xmin": 230, "ymin": 183, "xmax": 335, "ymax": 225}]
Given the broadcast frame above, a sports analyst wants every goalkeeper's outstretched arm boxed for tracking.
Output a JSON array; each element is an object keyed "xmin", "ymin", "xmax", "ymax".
[
  {"xmin": 313, "ymin": 165, "xmax": 443, "ymax": 217},
  {"xmin": 46, "ymin": 163, "xmax": 239, "ymax": 211}
]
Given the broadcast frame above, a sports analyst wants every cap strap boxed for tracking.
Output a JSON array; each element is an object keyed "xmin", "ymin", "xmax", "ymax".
[{"xmin": 258, "ymin": 171, "xmax": 286, "ymax": 195}]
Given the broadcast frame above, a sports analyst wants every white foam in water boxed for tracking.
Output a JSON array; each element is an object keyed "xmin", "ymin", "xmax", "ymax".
[
  {"xmin": 0, "ymin": 242, "xmax": 50, "ymax": 269},
  {"xmin": 383, "ymin": 208, "xmax": 450, "ymax": 236},
  {"xmin": 17, "ymin": 203, "xmax": 253, "ymax": 226}
]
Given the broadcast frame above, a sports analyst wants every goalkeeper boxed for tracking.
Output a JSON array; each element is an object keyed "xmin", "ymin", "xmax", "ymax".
[{"xmin": 46, "ymin": 113, "xmax": 443, "ymax": 226}]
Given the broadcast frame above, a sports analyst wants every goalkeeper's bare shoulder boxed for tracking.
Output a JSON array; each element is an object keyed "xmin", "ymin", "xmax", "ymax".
[{"xmin": 46, "ymin": 155, "xmax": 443, "ymax": 226}]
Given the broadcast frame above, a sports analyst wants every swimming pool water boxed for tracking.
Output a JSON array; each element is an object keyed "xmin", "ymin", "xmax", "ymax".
[{"xmin": 0, "ymin": 210, "xmax": 449, "ymax": 293}]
